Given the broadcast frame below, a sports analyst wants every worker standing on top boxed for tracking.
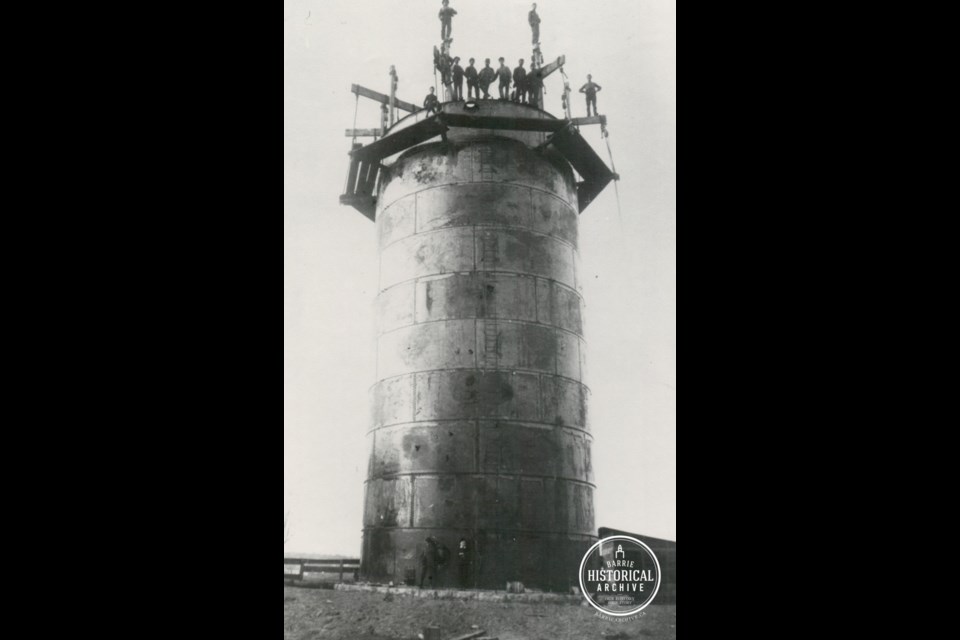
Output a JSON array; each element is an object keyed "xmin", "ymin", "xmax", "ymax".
[
  {"xmin": 513, "ymin": 59, "xmax": 527, "ymax": 103},
  {"xmin": 496, "ymin": 57, "xmax": 512, "ymax": 100},
  {"xmin": 478, "ymin": 59, "xmax": 496, "ymax": 99},
  {"xmin": 452, "ymin": 57, "xmax": 465, "ymax": 101},
  {"xmin": 527, "ymin": 65, "xmax": 543, "ymax": 106},
  {"xmin": 579, "ymin": 74, "xmax": 602, "ymax": 116},
  {"xmin": 439, "ymin": 1, "xmax": 457, "ymax": 42},
  {"xmin": 423, "ymin": 87, "xmax": 439, "ymax": 115},
  {"xmin": 465, "ymin": 58, "xmax": 479, "ymax": 99},
  {"xmin": 529, "ymin": 4, "xmax": 541, "ymax": 45}
]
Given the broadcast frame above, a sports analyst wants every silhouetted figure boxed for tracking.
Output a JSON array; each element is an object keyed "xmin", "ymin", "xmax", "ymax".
[
  {"xmin": 496, "ymin": 57, "xmax": 511, "ymax": 100},
  {"xmin": 457, "ymin": 537, "xmax": 471, "ymax": 588},
  {"xmin": 452, "ymin": 57, "xmax": 464, "ymax": 101},
  {"xmin": 527, "ymin": 65, "xmax": 543, "ymax": 106},
  {"xmin": 478, "ymin": 59, "xmax": 496, "ymax": 99},
  {"xmin": 439, "ymin": 1, "xmax": 457, "ymax": 41},
  {"xmin": 465, "ymin": 58, "xmax": 479, "ymax": 99},
  {"xmin": 424, "ymin": 87, "xmax": 439, "ymax": 115},
  {"xmin": 580, "ymin": 74, "xmax": 602, "ymax": 116},
  {"xmin": 529, "ymin": 4, "xmax": 541, "ymax": 44},
  {"xmin": 513, "ymin": 59, "xmax": 527, "ymax": 103},
  {"xmin": 419, "ymin": 536, "xmax": 440, "ymax": 588}
]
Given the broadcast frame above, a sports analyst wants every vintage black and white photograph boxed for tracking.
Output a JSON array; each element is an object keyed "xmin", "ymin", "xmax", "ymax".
[{"xmin": 284, "ymin": 1, "xmax": 675, "ymax": 637}]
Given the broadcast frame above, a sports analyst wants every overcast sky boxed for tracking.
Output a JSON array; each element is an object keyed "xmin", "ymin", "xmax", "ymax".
[{"xmin": 284, "ymin": 0, "xmax": 676, "ymax": 555}]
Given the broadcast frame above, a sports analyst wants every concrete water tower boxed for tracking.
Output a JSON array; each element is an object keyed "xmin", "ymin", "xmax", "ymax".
[{"xmin": 340, "ymin": 22, "xmax": 617, "ymax": 592}]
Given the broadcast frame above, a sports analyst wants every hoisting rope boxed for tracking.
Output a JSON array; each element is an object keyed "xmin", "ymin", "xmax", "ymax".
[
  {"xmin": 343, "ymin": 93, "xmax": 361, "ymax": 196},
  {"xmin": 351, "ymin": 93, "xmax": 359, "ymax": 144},
  {"xmin": 601, "ymin": 122, "xmax": 624, "ymax": 232},
  {"xmin": 559, "ymin": 67, "xmax": 572, "ymax": 123}
]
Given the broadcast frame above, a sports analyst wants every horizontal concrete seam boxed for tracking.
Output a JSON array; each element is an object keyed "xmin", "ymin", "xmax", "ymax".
[
  {"xmin": 377, "ymin": 270, "xmax": 584, "ymax": 300},
  {"xmin": 385, "ymin": 133, "xmax": 557, "ymax": 168},
  {"xmin": 364, "ymin": 472, "xmax": 596, "ymax": 489},
  {"xmin": 377, "ymin": 317, "xmax": 587, "ymax": 344},
  {"xmin": 369, "ymin": 367, "xmax": 592, "ymax": 394},
  {"xmin": 361, "ymin": 525, "xmax": 597, "ymax": 537},
  {"xmin": 380, "ymin": 181, "xmax": 576, "ymax": 219},
  {"xmin": 365, "ymin": 418, "xmax": 593, "ymax": 439},
  {"xmin": 379, "ymin": 215, "xmax": 579, "ymax": 254}
]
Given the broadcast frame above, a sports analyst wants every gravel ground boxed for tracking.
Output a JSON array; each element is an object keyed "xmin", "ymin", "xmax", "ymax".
[{"xmin": 284, "ymin": 585, "xmax": 677, "ymax": 640}]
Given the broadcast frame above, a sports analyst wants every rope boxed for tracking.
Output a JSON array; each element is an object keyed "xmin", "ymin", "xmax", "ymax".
[
  {"xmin": 559, "ymin": 67, "xmax": 572, "ymax": 123},
  {"xmin": 351, "ymin": 93, "xmax": 359, "ymax": 144},
  {"xmin": 344, "ymin": 93, "xmax": 360, "ymax": 195},
  {"xmin": 601, "ymin": 123, "xmax": 624, "ymax": 233}
]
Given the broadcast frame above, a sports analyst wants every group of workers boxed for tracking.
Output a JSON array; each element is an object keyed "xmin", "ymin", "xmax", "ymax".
[
  {"xmin": 424, "ymin": 61, "xmax": 601, "ymax": 117},
  {"xmin": 427, "ymin": 56, "xmax": 544, "ymax": 110},
  {"xmin": 425, "ymin": 1, "xmax": 602, "ymax": 117},
  {"xmin": 419, "ymin": 536, "xmax": 474, "ymax": 589}
]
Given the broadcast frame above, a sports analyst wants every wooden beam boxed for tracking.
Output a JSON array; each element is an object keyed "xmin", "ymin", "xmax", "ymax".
[
  {"xmin": 534, "ymin": 55, "xmax": 566, "ymax": 81},
  {"xmin": 351, "ymin": 84, "xmax": 418, "ymax": 113},
  {"xmin": 568, "ymin": 115, "xmax": 607, "ymax": 127},
  {"xmin": 344, "ymin": 128, "xmax": 382, "ymax": 137},
  {"xmin": 438, "ymin": 113, "xmax": 567, "ymax": 133}
]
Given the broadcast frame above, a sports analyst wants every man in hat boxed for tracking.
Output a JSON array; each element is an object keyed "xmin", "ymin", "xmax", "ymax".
[
  {"xmin": 423, "ymin": 87, "xmax": 439, "ymax": 115},
  {"xmin": 529, "ymin": 4, "xmax": 541, "ymax": 45},
  {"xmin": 579, "ymin": 74, "xmax": 602, "ymax": 116},
  {"xmin": 439, "ymin": 1, "xmax": 457, "ymax": 41},
  {"xmin": 496, "ymin": 57, "xmax": 512, "ymax": 100},
  {"xmin": 451, "ymin": 56, "xmax": 465, "ymax": 101},
  {"xmin": 457, "ymin": 537, "xmax": 471, "ymax": 588},
  {"xmin": 513, "ymin": 59, "xmax": 527, "ymax": 104},
  {"xmin": 478, "ymin": 58, "xmax": 496, "ymax": 99},
  {"xmin": 465, "ymin": 58, "xmax": 479, "ymax": 100}
]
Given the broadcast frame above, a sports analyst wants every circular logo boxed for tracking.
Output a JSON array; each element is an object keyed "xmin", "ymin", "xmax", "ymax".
[{"xmin": 578, "ymin": 536, "xmax": 661, "ymax": 616}]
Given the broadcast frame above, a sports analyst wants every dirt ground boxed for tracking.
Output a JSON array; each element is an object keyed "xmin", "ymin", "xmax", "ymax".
[{"xmin": 284, "ymin": 585, "xmax": 677, "ymax": 640}]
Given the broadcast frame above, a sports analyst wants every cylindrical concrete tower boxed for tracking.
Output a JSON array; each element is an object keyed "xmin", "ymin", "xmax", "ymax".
[{"xmin": 360, "ymin": 101, "xmax": 595, "ymax": 591}]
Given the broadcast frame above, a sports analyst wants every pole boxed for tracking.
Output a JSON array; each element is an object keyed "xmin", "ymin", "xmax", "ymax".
[{"xmin": 389, "ymin": 66, "xmax": 398, "ymax": 126}]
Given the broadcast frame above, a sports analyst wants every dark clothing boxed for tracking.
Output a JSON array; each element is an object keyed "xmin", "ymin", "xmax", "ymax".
[
  {"xmin": 580, "ymin": 81, "xmax": 602, "ymax": 116},
  {"xmin": 438, "ymin": 54, "xmax": 452, "ymax": 85},
  {"xmin": 478, "ymin": 66, "xmax": 496, "ymax": 98},
  {"xmin": 529, "ymin": 10, "xmax": 541, "ymax": 43},
  {"xmin": 419, "ymin": 538, "xmax": 440, "ymax": 589},
  {"xmin": 527, "ymin": 72, "xmax": 542, "ymax": 105},
  {"xmin": 439, "ymin": 7, "xmax": 457, "ymax": 40},
  {"xmin": 497, "ymin": 66, "xmax": 511, "ymax": 99},
  {"xmin": 580, "ymin": 81, "xmax": 602, "ymax": 97},
  {"xmin": 452, "ymin": 64, "xmax": 464, "ymax": 101},
  {"xmin": 513, "ymin": 66, "xmax": 527, "ymax": 102},
  {"xmin": 465, "ymin": 65, "xmax": 479, "ymax": 99},
  {"xmin": 424, "ymin": 93, "xmax": 439, "ymax": 114},
  {"xmin": 457, "ymin": 539, "xmax": 471, "ymax": 587}
]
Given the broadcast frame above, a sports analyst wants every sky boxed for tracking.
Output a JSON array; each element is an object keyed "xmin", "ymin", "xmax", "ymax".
[{"xmin": 284, "ymin": 0, "xmax": 676, "ymax": 555}]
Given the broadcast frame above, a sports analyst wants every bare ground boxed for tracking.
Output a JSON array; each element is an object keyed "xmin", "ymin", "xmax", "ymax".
[{"xmin": 284, "ymin": 585, "xmax": 677, "ymax": 640}]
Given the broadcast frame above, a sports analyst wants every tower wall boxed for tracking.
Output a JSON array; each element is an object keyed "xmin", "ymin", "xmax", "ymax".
[{"xmin": 361, "ymin": 108, "xmax": 595, "ymax": 590}]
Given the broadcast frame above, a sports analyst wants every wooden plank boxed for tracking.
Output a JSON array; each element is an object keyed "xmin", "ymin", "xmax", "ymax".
[
  {"xmin": 446, "ymin": 631, "xmax": 485, "ymax": 640},
  {"xmin": 351, "ymin": 84, "xmax": 418, "ymax": 113},
  {"xmin": 339, "ymin": 194, "xmax": 377, "ymax": 221},
  {"xmin": 302, "ymin": 562, "xmax": 361, "ymax": 570},
  {"xmin": 350, "ymin": 117, "xmax": 447, "ymax": 163},
  {"xmin": 533, "ymin": 55, "xmax": 566, "ymax": 81},
  {"xmin": 345, "ymin": 128, "xmax": 382, "ymax": 137},
  {"xmin": 568, "ymin": 115, "xmax": 607, "ymax": 127}
]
